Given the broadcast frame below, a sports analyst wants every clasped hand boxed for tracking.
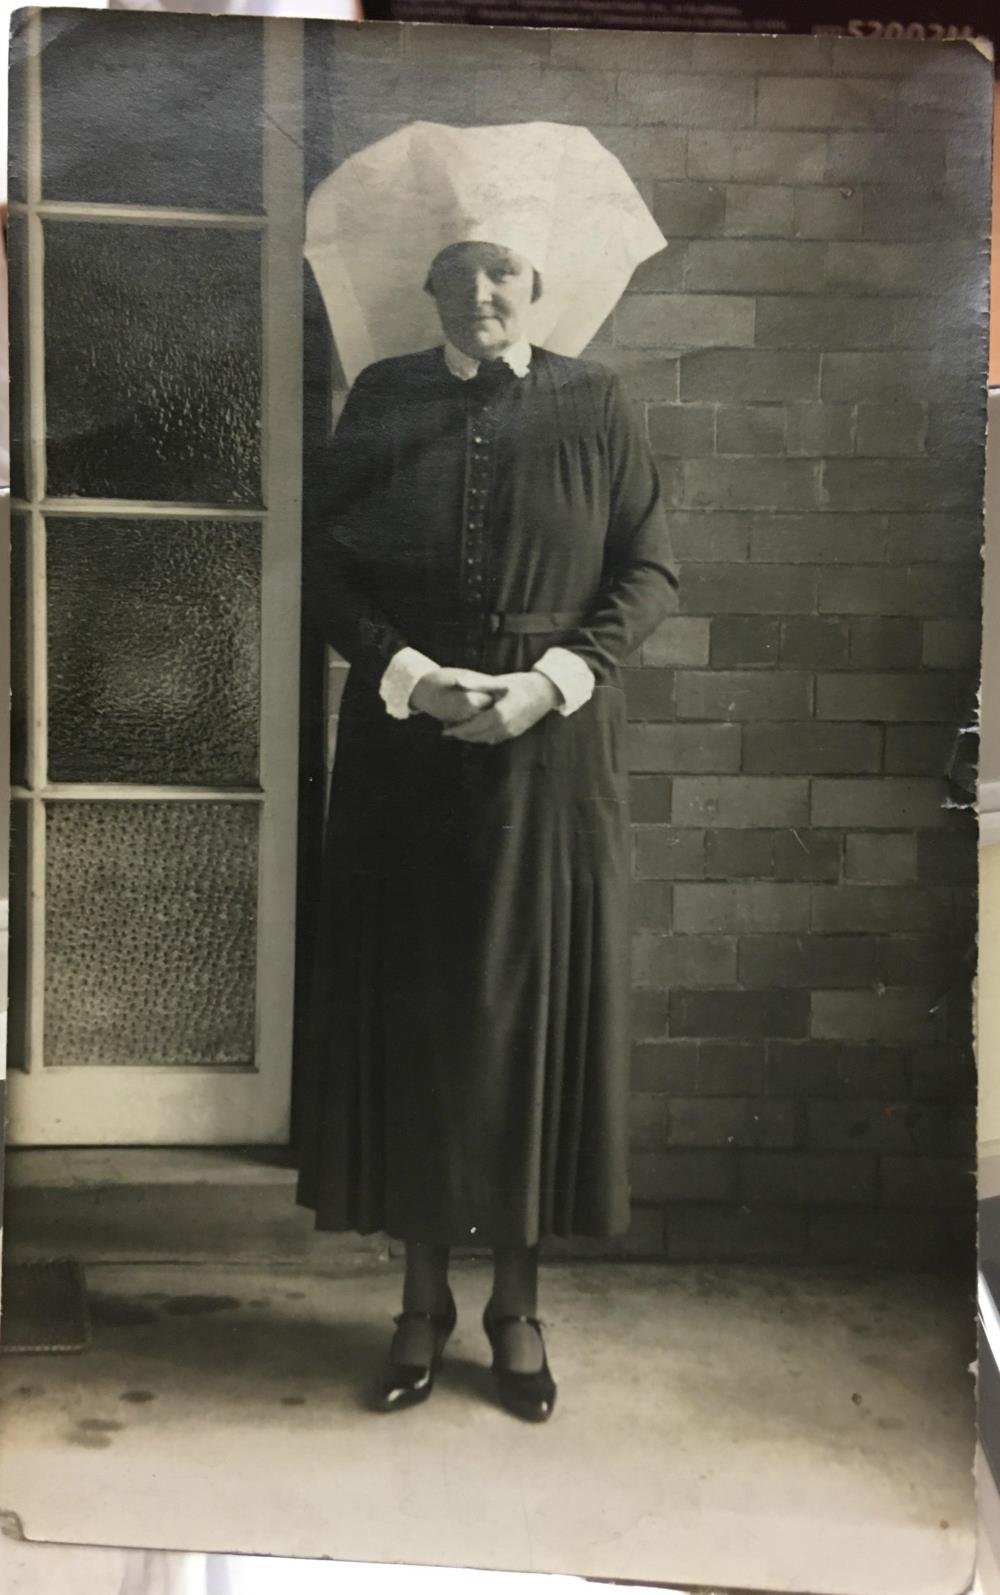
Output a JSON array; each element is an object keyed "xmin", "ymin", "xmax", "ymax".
[{"xmin": 410, "ymin": 667, "xmax": 560, "ymax": 745}]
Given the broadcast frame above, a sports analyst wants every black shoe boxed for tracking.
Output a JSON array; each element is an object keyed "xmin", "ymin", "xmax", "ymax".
[
  {"xmin": 482, "ymin": 1298, "xmax": 557, "ymax": 1423},
  {"xmin": 372, "ymin": 1289, "xmax": 457, "ymax": 1413}
]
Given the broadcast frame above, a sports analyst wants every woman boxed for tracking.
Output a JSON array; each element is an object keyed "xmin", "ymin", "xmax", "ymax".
[{"xmin": 296, "ymin": 123, "xmax": 678, "ymax": 1422}]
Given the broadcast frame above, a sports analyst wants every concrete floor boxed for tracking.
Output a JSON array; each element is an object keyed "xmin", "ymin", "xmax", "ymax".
[{"xmin": 0, "ymin": 1258, "xmax": 977, "ymax": 1595}]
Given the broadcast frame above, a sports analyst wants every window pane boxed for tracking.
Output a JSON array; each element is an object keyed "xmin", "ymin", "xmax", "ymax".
[
  {"xmin": 9, "ymin": 801, "xmax": 29, "ymax": 1071},
  {"xmin": 12, "ymin": 513, "xmax": 29, "ymax": 787},
  {"xmin": 8, "ymin": 18, "xmax": 27, "ymax": 203},
  {"xmin": 41, "ymin": 10, "xmax": 262, "ymax": 213},
  {"xmin": 9, "ymin": 216, "xmax": 28, "ymax": 502},
  {"xmin": 47, "ymin": 518, "xmax": 261, "ymax": 787},
  {"xmin": 44, "ymin": 222, "xmax": 262, "ymax": 505},
  {"xmin": 45, "ymin": 802, "xmax": 258, "ymax": 1067}
]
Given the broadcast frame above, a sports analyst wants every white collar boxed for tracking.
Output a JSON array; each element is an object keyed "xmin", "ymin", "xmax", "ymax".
[{"xmin": 443, "ymin": 339, "xmax": 532, "ymax": 381}]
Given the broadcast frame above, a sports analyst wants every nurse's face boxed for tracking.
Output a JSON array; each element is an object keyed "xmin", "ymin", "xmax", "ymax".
[{"xmin": 427, "ymin": 242, "xmax": 537, "ymax": 361}]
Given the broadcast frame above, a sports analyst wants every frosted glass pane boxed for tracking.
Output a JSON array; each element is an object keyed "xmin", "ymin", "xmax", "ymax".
[
  {"xmin": 41, "ymin": 10, "xmax": 262, "ymax": 212},
  {"xmin": 9, "ymin": 802, "xmax": 29, "ymax": 1071},
  {"xmin": 11, "ymin": 514, "xmax": 29, "ymax": 787},
  {"xmin": 44, "ymin": 222, "xmax": 262, "ymax": 504},
  {"xmin": 9, "ymin": 217, "xmax": 28, "ymax": 501},
  {"xmin": 47, "ymin": 518, "xmax": 261, "ymax": 786},
  {"xmin": 45, "ymin": 802, "xmax": 258, "ymax": 1067}
]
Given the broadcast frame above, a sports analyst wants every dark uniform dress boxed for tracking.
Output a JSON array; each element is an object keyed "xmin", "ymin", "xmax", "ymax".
[{"xmin": 295, "ymin": 344, "xmax": 678, "ymax": 1247}]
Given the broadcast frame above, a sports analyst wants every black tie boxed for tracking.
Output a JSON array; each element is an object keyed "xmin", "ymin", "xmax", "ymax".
[{"xmin": 470, "ymin": 359, "xmax": 517, "ymax": 397}]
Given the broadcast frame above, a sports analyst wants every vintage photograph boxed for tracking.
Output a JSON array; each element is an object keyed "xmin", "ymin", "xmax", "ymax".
[{"xmin": 0, "ymin": 11, "xmax": 991, "ymax": 1594}]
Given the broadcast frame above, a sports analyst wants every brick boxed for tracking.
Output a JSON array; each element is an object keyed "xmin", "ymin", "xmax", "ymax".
[
  {"xmin": 588, "ymin": 124, "xmax": 688, "ymax": 183},
  {"xmin": 811, "ymin": 886, "xmax": 936, "ymax": 935},
  {"xmin": 696, "ymin": 1042, "xmax": 767, "ymax": 1095},
  {"xmin": 715, "ymin": 405, "xmax": 784, "ymax": 455},
  {"xmin": 785, "ymin": 404, "xmax": 855, "ymax": 457},
  {"xmin": 674, "ymin": 883, "xmax": 810, "ymax": 934},
  {"xmin": 629, "ymin": 1092, "xmax": 670, "ymax": 1151},
  {"xmin": 826, "ymin": 241, "xmax": 971, "ymax": 297},
  {"xmin": 622, "ymin": 668, "xmax": 675, "ymax": 721},
  {"xmin": 813, "ymin": 775, "xmax": 944, "ymax": 829},
  {"xmin": 740, "ymin": 1151, "xmax": 877, "ymax": 1205},
  {"xmin": 641, "ymin": 617, "xmax": 711, "ymax": 668},
  {"xmin": 674, "ymin": 776, "xmax": 809, "ymax": 829},
  {"xmin": 474, "ymin": 66, "xmax": 617, "ymax": 124},
  {"xmin": 620, "ymin": 72, "xmax": 755, "ymax": 128},
  {"xmin": 925, "ymin": 402, "xmax": 984, "ymax": 458},
  {"xmin": 632, "ymin": 1041, "xmax": 698, "ymax": 1094},
  {"xmin": 630, "ymin": 880, "xmax": 673, "ymax": 930},
  {"xmin": 808, "ymin": 1098, "xmax": 966, "ymax": 1154},
  {"xmin": 633, "ymin": 825, "xmax": 705, "ymax": 880},
  {"xmin": 845, "ymin": 833, "xmax": 916, "ymax": 883},
  {"xmin": 683, "ymin": 458, "xmax": 818, "ymax": 512},
  {"xmin": 862, "ymin": 184, "xmax": 979, "ymax": 242},
  {"xmin": 810, "ymin": 990, "xmax": 942, "ymax": 1043},
  {"xmin": 652, "ymin": 179, "xmax": 726, "ymax": 236},
  {"xmin": 670, "ymin": 988, "xmax": 809, "ymax": 1038},
  {"xmin": 406, "ymin": 23, "xmax": 547, "ymax": 64},
  {"xmin": 821, "ymin": 459, "xmax": 978, "ymax": 513},
  {"xmin": 793, "ymin": 186, "xmax": 863, "ymax": 239},
  {"xmin": 668, "ymin": 514, "xmax": 749, "ymax": 563},
  {"xmin": 686, "ymin": 239, "xmax": 826, "ymax": 294},
  {"xmin": 631, "ymin": 988, "xmax": 670, "ymax": 1041},
  {"xmin": 910, "ymin": 1045, "xmax": 975, "ymax": 1101},
  {"xmin": 781, "ymin": 618, "xmax": 849, "ymax": 668},
  {"xmin": 754, "ymin": 297, "xmax": 896, "ymax": 352},
  {"xmin": 628, "ymin": 723, "xmax": 741, "ymax": 774},
  {"xmin": 922, "ymin": 621, "xmax": 981, "ymax": 670},
  {"xmin": 771, "ymin": 830, "xmax": 842, "ymax": 882},
  {"xmin": 818, "ymin": 564, "xmax": 979, "ymax": 617},
  {"xmin": 676, "ymin": 670, "xmax": 811, "ymax": 722},
  {"xmin": 886, "ymin": 516, "xmax": 982, "ymax": 563},
  {"xmin": 667, "ymin": 1204, "xmax": 806, "ymax": 1262},
  {"xmin": 750, "ymin": 513, "xmax": 887, "ymax": 564},
  {"xmin": 767, "ymin": 1041, "xmax": 909, "ymax": 1099},
  {"xmin": 816, "ymin": 671, "xmax": 968, "ymax": 723},
  {"xmin": 883, "ymin": 725, "xmax": 960, "ymax": 775},
  {"xmin": 680, "ymin": 564, "xmax": 817, "ymax": 615},
  {"xmin": 848, "ymin": 618, "xmax": 923, "ymax": 669},
  {"xmin": 739, "ymin": 934, "xmax": 875, "ymax": 989},
  {"xmin": 723, "ymin": 184, "xmax": 793, "ymax": 237},
  {"xmin": 916, "ymin": 830, "xmax": 978, "ymax": 884},
  {"xmin": 669, "ymin": 1097, "xmax": 797, "ymax": 1149},
  {"xmin": 854, "ymin": 402, "xmax": 927, "ymax": 456},
  {"xmin": 825, "ymin": 131, "xmax": 946, "ymax": 186},
  {"xmin": 646, "ymin": 405, "xmax": 715, "ymax": 456},
  {"xmin": 632, "ymin": 931, "xmax": 737, "ymax": 988},
  {"xmin": 629, "ymin": 776, "xmax": 672, "ymax": 823},
  {"xmin": 680, "ymin": 348, "xmax": 820, "ymax": 402},
  {"xmin": 873, "ymin": 935, "xmax": 968, "ymax": 988},
  {"xmin": 830, "ymin": 37, "xmax": 979, "ymax": 77},
  {"xmin": 550, "ymin": 31, "xmax": 690, "ymax": 70},
  {"xmin": 617, "ymin": 295, "xmax": 755, "ymax": 350},
  {"xmin": 807, "ymin": 1210, "xmax": 953, "ymax": 1267},
  {"xmin": 630, "ymin": 1149, "xmax": 736, "ymax": 1202},
  {"xmin": 704, "ymin": 829, "xmax": 774, "ymax": 879},
  {"xmin": 593, "ymin": 348, "xmax": 679, "ymax": 401},
  {"xmin": 820, "ymin": 351, "xmax": 920, "ymax": 402},
  {"xmin": 756, "ymin": 76, "xmax": 894, "ymax": 130},
  {"xmin": 711, "ymin": 617, "xmax": 780, "ymax": 667},
  {"xmin": 325, "ymin": 62, "xmax": 474, "ymax": 119},
  {"xmin": 689, "ymin": 130, "xmax": 827, "ymax": 184},
  {"xmin": 627, "ymin": 244, "xmax": 688, "ymax": 295},
  {"xmin": 743, "ymin": 722, "xmax": 880, "ymax": 775},
  {"xmin": 692, "ymin": 33, "xmax": 834, "ymax": 74}
]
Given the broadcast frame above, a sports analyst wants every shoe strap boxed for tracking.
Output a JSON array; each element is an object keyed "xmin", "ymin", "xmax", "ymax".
[
  {"xmin": 393, "ymin": 1301, "xmax": 453, "ymax": 1329},
  {"xmin": 487, "ymin": 1308, "xmax": 546, "ymax": 1332}
]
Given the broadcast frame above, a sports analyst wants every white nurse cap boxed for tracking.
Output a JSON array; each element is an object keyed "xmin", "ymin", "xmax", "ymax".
[{"xmin": 304, "ymin": 120, "xmax": 667, "ymax": 387}]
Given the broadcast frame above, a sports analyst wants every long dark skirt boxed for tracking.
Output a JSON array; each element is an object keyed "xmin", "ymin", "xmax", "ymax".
[{"xmin": 295, "ymin": 657, "xmax": 633, "ymax": 1247}]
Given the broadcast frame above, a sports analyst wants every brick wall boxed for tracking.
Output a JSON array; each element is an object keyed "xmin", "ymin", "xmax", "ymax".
[{"xmin": 317, "ymin": 23, "xmax": 990, "ymax": 1266}]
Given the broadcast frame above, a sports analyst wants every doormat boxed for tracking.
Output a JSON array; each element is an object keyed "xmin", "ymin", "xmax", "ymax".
[{"xmin": 1, "ymin": 1259, "xmax": 91, "ymax": 1353}]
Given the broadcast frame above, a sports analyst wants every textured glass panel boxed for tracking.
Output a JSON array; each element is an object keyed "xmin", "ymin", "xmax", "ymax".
[
  {"xmin": 41, "ymin": 10, "xmax": 262, "ymax": 211},
  {"xmin": 9, "ymin": 216, "xmax": 28, "ymax": 502},
  {"xmin": 11, "ymin": 514, "xmax": 29, "ymax": 787},
  {"xmin": 8, "ymin": 17, "xmax": 27, "ymax": 203},
  {"xmin": 47, "ymin": 518, "xmax": 261, "ymax": 786},
  {"xmin": 44, "ymin": 223, "xmax": 262, "ymax": 504},
  {"xmin": 9, "ymin": 802, "xmax": 29, "ymax": 1071},
  {"xmin": 45, "ymin": 802, "xmax": 258, "ymax": 1067}
]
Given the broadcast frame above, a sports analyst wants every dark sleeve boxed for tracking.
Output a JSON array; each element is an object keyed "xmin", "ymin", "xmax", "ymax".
[
  {"xmin": 302, "ymin": 366, "xmax": 416, "ymax": 686},
  {"xmin": 557, "ymin": 372, "xmax": 679, "ymax": 684}
]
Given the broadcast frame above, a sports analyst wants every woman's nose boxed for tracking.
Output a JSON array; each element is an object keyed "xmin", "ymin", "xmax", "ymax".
[{"xmin": 472, "ymin": 270, "xmax": 494, "ymax": 304}]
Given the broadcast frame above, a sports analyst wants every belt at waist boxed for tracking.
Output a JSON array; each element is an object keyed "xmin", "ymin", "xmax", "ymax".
[{"xmin": 399, "ymin": 609, "xmax": 586, "ymax": 637}]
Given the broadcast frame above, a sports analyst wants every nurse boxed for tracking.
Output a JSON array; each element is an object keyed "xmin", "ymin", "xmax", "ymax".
[{"xmin": 297, "ymin": 121, "xmax": 679, "ymax": 1422}]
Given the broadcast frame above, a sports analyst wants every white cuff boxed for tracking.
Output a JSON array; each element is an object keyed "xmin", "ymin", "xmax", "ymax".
[
  {"xmin": 379, "ymin": 647, "xmax": 439, "ymax": 720},
  {"xmin": 533, "ymin": 647, "xmax": 596, "ymax": 718}
]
